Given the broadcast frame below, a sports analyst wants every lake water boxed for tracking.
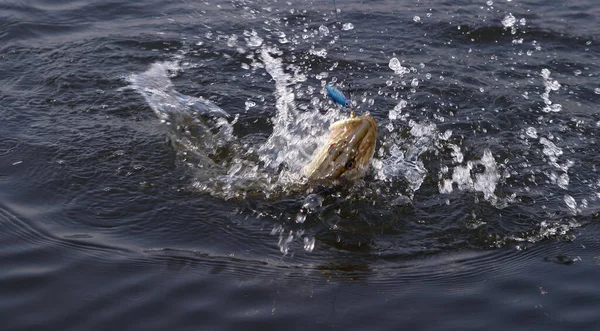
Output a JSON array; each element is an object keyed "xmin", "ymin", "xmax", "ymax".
[{"xmin": 1, "ymin": 0, "xmax": 599, "ymax": 330}]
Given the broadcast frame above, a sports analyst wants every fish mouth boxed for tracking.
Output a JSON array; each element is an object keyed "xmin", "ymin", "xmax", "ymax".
[{"xmin": 303, "ymin": 115, "xmax": 378, "ymax": 181}]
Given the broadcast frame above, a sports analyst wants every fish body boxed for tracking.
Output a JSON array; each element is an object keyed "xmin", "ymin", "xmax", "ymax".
[{"xmin": 303, "ymin": 115, "xmax": 378, "ymax": 181}]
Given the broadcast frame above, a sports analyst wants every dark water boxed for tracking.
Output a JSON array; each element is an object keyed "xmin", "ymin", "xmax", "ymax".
[{"xmin": 1, "ymin": 0, "xmax": 600, "ymax": 329}]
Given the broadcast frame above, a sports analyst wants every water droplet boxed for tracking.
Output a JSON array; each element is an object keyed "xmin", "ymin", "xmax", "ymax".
[
  {"xmin": 303, "ymin": 236, "xmax": 315, "ymax": 252},
  {"xmin": 595, "ymin": 88, "xmax": 600, "ymax": 94},
  {"xmin": 296, "ymin": 213, "xmax": 307, "ymax": 224},
  {"xmin": 557, "ymin": 173, "xmax": 569, "ymax": 189},
  {"xmin": 315, "ymin": 72, "xmax": 328, "ymax": 79},
  {"xmin": 389, "ymin": 58, "xmax": 409, "ymax": 75},
  {"xmin": 413, "ymin": 16, "xmax": 421, "ymax": 22},
  {"xmin": 486, "ymin": 0, "xmax": 493, "ymax": 6},
  {"xmin": 226, "ymin": 34, "xmax": 238, "ymax": 47},
  {"xmin": 525, "ymin": 127, "xmax": 537, "ymax": 138},
  {"xmin": 318, "ymin": 25, "xmax": 329, "ymax": 36},
  {"xmin": 245, "ymin": 100, "xmax": 256, "ymax": 110},
  {"xmin": 541, "ymin": 68, "xmax": 551, "ymax": 79},
  {"xmin": 539, "ymin": 137, "xmax": 562, "ymax": 162},
  {"xmin": 389, "ymin": 99, "xmax": 407, "ymax": 120},
  {"xmin": 309, "ymin": 48, "xmax": 327, "ymax": 58},
  {"xmin": 245, "ymin": 30, "xmax": 263, "ymax": 47},
  {"xmin": 342, "ymin": 23, "xmax": 354, "ymax": 31},
  {"xmin": 564, "ymin": 194, "xmax": 577, "ymax": 213},
  {"xmin": 302, "ymin": 194, "xmax": 323, "ymax": 212},
  {"xmin": 502, "ymin": 13, "xmax": 516, "ymax": 28}
]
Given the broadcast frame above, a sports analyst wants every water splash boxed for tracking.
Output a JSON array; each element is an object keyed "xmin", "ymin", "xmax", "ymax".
[
  {"xmin": 125, "ymin": 20, "xmax": 593, "ymax": 254},
  {"xmin": 389, "ymin": 57, "xmax": 410, "ymax": 76},
  {"xmin": 126, "ymin": 45, "xmax": 349, "ymax": 199},
  {"xmin": 439, "ymin": 150, "xmax": 503, "ymax": 205},
  {"xmin": 540, "ymin": 69, "xmax": 562, "ymax": 113},
  {"xmin": 257, "ymin": 46, "xmax": 343, "ymax": 180}
]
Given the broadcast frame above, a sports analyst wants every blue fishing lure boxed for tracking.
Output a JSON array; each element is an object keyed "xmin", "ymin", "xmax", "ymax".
[{"xmin": 325, "ymin": 84, "xmax": 351, "ymax": 108}]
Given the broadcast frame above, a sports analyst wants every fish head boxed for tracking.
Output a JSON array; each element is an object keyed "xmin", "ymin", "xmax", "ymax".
[{"xmin": 303, "ymin": 115, "xmax": 378, "ymax": 182}]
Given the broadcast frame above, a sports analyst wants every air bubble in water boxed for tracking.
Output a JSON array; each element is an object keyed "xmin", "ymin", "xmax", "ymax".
[
  {"xmin": 595, "ymin": 88, "xmax": 600, "ymax": 94},
  {"xmin": 413, "ymin": 16, "xmax": 421, "ymax": 22}
]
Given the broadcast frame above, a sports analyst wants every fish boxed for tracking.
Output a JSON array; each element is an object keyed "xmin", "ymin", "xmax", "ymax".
[{"xmin": 303, "ymin": 114, "xmax": 378, "ymax": 182}]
